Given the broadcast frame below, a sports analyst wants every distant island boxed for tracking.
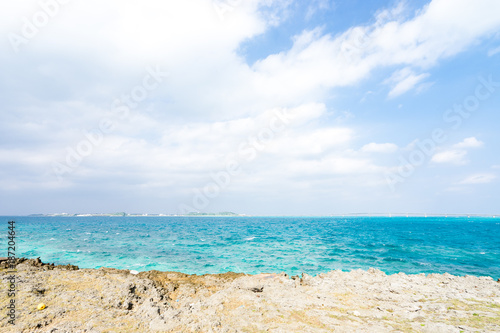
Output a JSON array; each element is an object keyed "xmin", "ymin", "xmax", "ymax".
[
  {"xmin": 25, "ymin": 212, "xmax": 498, "ymax": 218},
  {"xmin": 28, "ymin": 212, "xmax": 246, "ymax": 217}
]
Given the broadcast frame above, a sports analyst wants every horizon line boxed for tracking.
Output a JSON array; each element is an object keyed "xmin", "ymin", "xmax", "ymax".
[{"xmin": 1, "ymin": 213, "xmax": 499, "ymax": 217}]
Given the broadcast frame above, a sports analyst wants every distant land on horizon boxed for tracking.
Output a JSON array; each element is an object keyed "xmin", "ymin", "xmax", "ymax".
[
  {"xmin": 23, "ymin": 212, "xmax": 244, "ymax": 217},
  {"xmin": 7, "ymin": 212, "xmax": 499, "ymax": 218}
]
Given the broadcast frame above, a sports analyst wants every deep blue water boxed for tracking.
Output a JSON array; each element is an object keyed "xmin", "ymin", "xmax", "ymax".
[{"xmin": 5, "ymin": 216, "xmax": 500, "ymax": 278}]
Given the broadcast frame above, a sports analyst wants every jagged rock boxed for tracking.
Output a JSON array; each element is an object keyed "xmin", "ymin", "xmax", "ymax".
[{"xmin": 0, "ymin": 258, "xmax": 499, "ymax": 332}]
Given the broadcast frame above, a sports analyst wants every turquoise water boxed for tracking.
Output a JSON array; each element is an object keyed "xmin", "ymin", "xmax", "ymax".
[{"xmin": 6, "ymin": 216, "xmax": 500, "ymax": 278}]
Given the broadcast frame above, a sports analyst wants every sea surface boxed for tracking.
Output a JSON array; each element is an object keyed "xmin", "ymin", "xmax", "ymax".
[{"xmin": 6, "ymin": 216, "xmax": 500, "ymax": 278}]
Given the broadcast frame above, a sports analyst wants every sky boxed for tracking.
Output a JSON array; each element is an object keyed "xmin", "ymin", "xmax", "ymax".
[{"xmin": 1, "ymin": 0, "xmax": 499, "ymax": 216}]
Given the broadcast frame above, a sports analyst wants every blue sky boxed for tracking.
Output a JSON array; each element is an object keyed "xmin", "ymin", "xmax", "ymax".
[{"xmin": 1, "ymin": 0, "xmax": 499, "ymax": 215}]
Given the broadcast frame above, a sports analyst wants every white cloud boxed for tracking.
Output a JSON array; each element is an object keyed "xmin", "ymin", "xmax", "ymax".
[
  {"xmin": 285, "ymin": 156, "xmax": 384, "ymax": 176},
  {"xmin": 431, "ymin": 137, "xmax": 483, "ymax": 165},
  {"xmin": 386, "ymin": 68, "xmax": 430, "ymax": 98},
  {"xmin": 488, "ymin": 45, "xmax": 500, "ymax": 56},
  {"xmin": 252, "ymin": 0, "xmax": 500, "ymax": 102},
  {"xmin": 431, "ymin": 150, "xmax": 467, "ymax": 165},
  {"xmin": 266, "ymin": 127, "xmax": 353, "ymax": 157},
  {"xmin": 1, "ymin": 0, "xmax": 500, "ymax": 214},
  {"xmin": 2, "ymin": 0, "xmax": 500, "ymax": 121},
  {"xmin": 0, "ymin": 102, "xmax": 385, "ymax": 196},
  {"xmin": 458, "ymin": 173, "xmax": 497, "ymax": 185},
  {"xmin": 453, "ymin": 137, "xmax": 484, "ymax": 149},
  {"xmin": 361, "ymin": 142, "xmax": 398, "ymax": 153},
  {"xmin": 359, "ymin": 90, "xmax": 374, "ymax": 103},
  {"xmin": 305, "ymin": 0, "xmax": 330, "ymax": 21}
]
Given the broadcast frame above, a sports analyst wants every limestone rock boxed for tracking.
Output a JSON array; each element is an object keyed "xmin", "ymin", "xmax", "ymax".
[{"xmin": 1, "ymin": 258, "xmax": 499, "ymax": 332}]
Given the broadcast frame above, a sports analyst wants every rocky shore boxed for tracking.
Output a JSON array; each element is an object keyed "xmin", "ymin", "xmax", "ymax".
[{"xmin": 1, "ymin": 258, "xmax": 500, "ymax": 332}]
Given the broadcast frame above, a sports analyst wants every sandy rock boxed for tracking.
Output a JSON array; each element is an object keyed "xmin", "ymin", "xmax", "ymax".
[{"xmin": 1, "ymin": 259, "xmax": 500, "ymax": 332}]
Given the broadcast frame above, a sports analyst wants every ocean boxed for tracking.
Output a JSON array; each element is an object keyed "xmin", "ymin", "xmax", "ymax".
[{"xmin": 7, "ymin": 216, "xmax": 500, "ymax": 279}]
